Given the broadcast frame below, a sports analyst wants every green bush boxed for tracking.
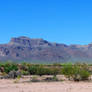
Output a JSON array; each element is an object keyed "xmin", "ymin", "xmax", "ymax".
[
  {"xmin": 50, "ymin": 68, "xmax": 60, "ymax": 76},
  {"xmin": 79, "ymin": 69, "xmax": 91, "ymax": 81},
  {"xmin": 28, "ymin": 65, "xmax": 60, "ymax": 76},
  {"xmin": 62, "ymin": 63, "xmax": 91, "ymax": 81},
  {"xmin": 3, "ymin": 62, "xmax": 18, "ymax": 73},
  {"xmin": 28, "ymin": 65, "xmax": 38, "ymax": 75},
  {"xmin": 62, "ymin": 63, "xmax": 74, "ymax": 80},
  {"xmin": 21, "ymin": 70, "xmax": 29, "ymax": 75},
  {"xmin": 36, "ymin": 67, "xmax": 60, "ymax": 76},
  {"xmin": 36, "ymin": 66, "xmax": 46, "ymax": 76}
]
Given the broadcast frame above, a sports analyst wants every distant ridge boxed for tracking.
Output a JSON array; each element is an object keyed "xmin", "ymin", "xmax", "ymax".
[{"xmin": 0, "ymin": 36, "xmax": 92, "ymax": 63}]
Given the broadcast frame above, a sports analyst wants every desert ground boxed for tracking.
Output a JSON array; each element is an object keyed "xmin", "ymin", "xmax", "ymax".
[{"xmin": 0, "ymin": 77, "xmax": 92, "ymax": 92}]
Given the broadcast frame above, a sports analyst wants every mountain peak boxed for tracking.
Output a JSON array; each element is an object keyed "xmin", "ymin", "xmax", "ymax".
[
  {"xmin": 10, "ymin": 36, "xmax": 31, "ymax": 41},
  {"xmin": 17, "ymin": 36, "xmax": 31, "ymax": 39},
  {"xmin": 9, "ymin": 36, "xmax": 31, "ymax": 46},
  {"xmin": 9, "ymin": 36, "xmax": 50, "ymax": 47}
]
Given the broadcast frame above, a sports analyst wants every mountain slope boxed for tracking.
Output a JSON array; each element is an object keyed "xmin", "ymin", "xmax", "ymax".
[{"xmin": 0, "ymin": 36, "xmax": 92, "ymax": 63}]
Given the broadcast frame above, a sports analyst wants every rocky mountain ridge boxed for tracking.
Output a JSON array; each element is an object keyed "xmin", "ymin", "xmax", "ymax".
[{"xmin": 0, "ymin": 36, "xmax": 92, "ymax": 63}]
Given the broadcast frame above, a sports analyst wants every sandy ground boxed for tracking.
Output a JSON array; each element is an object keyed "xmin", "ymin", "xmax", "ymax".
[{"xmin": 0, "ymin": 79, "xmax": 92, "ymax": 92}]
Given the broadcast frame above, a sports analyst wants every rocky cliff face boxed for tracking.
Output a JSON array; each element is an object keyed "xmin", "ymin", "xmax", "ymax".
[{"xmin": 0, "ymin": 36, "xmax": 92, "ymax": 63}]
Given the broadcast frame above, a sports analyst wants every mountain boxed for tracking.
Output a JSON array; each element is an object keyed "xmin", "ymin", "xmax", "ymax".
[{"xmin": 0, "ymin": 36, "xmax": 92, "ymax": 63}]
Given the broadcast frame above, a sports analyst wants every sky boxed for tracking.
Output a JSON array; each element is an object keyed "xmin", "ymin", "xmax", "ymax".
[{"xmin": 0, "ymin": 0, "xmax": 92, "ymax": 45}]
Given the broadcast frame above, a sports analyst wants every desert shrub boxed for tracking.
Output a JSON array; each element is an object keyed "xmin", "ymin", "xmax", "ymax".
[
  {"xmin": 3, "ymin": 62, "xmax": 18, "ymax": 73},
  {"xmin": 29, "ymin": 65, "xmax": 51, "ymax": 76},
  {"xmin": 62, "ymin": 63, "xmax": 91, "ymax": 81},
  {"xmin": 79, "ymin": 69, "xmax": 91, "ymax": 81},
  {"xmin": 75, "ymin": 63, "xmax": 89, "ymax": 70},
  {"xmin": 21, "ymin": 62, "xmax": 30, "ymax": 71},
  {"xmin": 51, "ymin": 68, "xmax": 60, "ymax": 76},
  {"xmin": 36, "ymin": 66, "xmax": 46, "ymax": 76},
  {"xmin": 43, "ymin": 68, "xmax": 53, "ymax": 75},
  {"xmin": 62, "ymin": 63, "xmax": 74, "ymax": 80},
  {"xmin": 21, "ymin": 70, "xmax": 29, "ymax": 75},
  {"xmin": 36, "ymin": 66, "xmax": 60, "ymax": 76},
  {"xmin": 28, "ymin": 65, "xmax": 38, "ymax": 75},
  {"xmin": 28, "ymin": 65, "xmax": 60, "ymax": 76}
]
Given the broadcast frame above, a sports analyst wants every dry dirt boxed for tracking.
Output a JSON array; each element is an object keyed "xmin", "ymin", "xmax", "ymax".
[{"xmin": 0, "ymin": 78, "xmax": 92, "ymax": 92}]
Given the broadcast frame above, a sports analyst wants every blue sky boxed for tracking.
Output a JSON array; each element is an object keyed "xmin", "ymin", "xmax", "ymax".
[{"xmin": 0, "ymin": 0, "xmax": 92, "ymax": 45}]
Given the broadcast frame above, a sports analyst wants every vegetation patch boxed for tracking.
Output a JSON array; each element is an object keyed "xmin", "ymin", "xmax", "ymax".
[
  {"xmin": 62, "ymin": 63, "xmax": 91, "ymax": 81},
  {"xmin": 0, "ymin": 62, "xmax": 91, "ymax": 82}
]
